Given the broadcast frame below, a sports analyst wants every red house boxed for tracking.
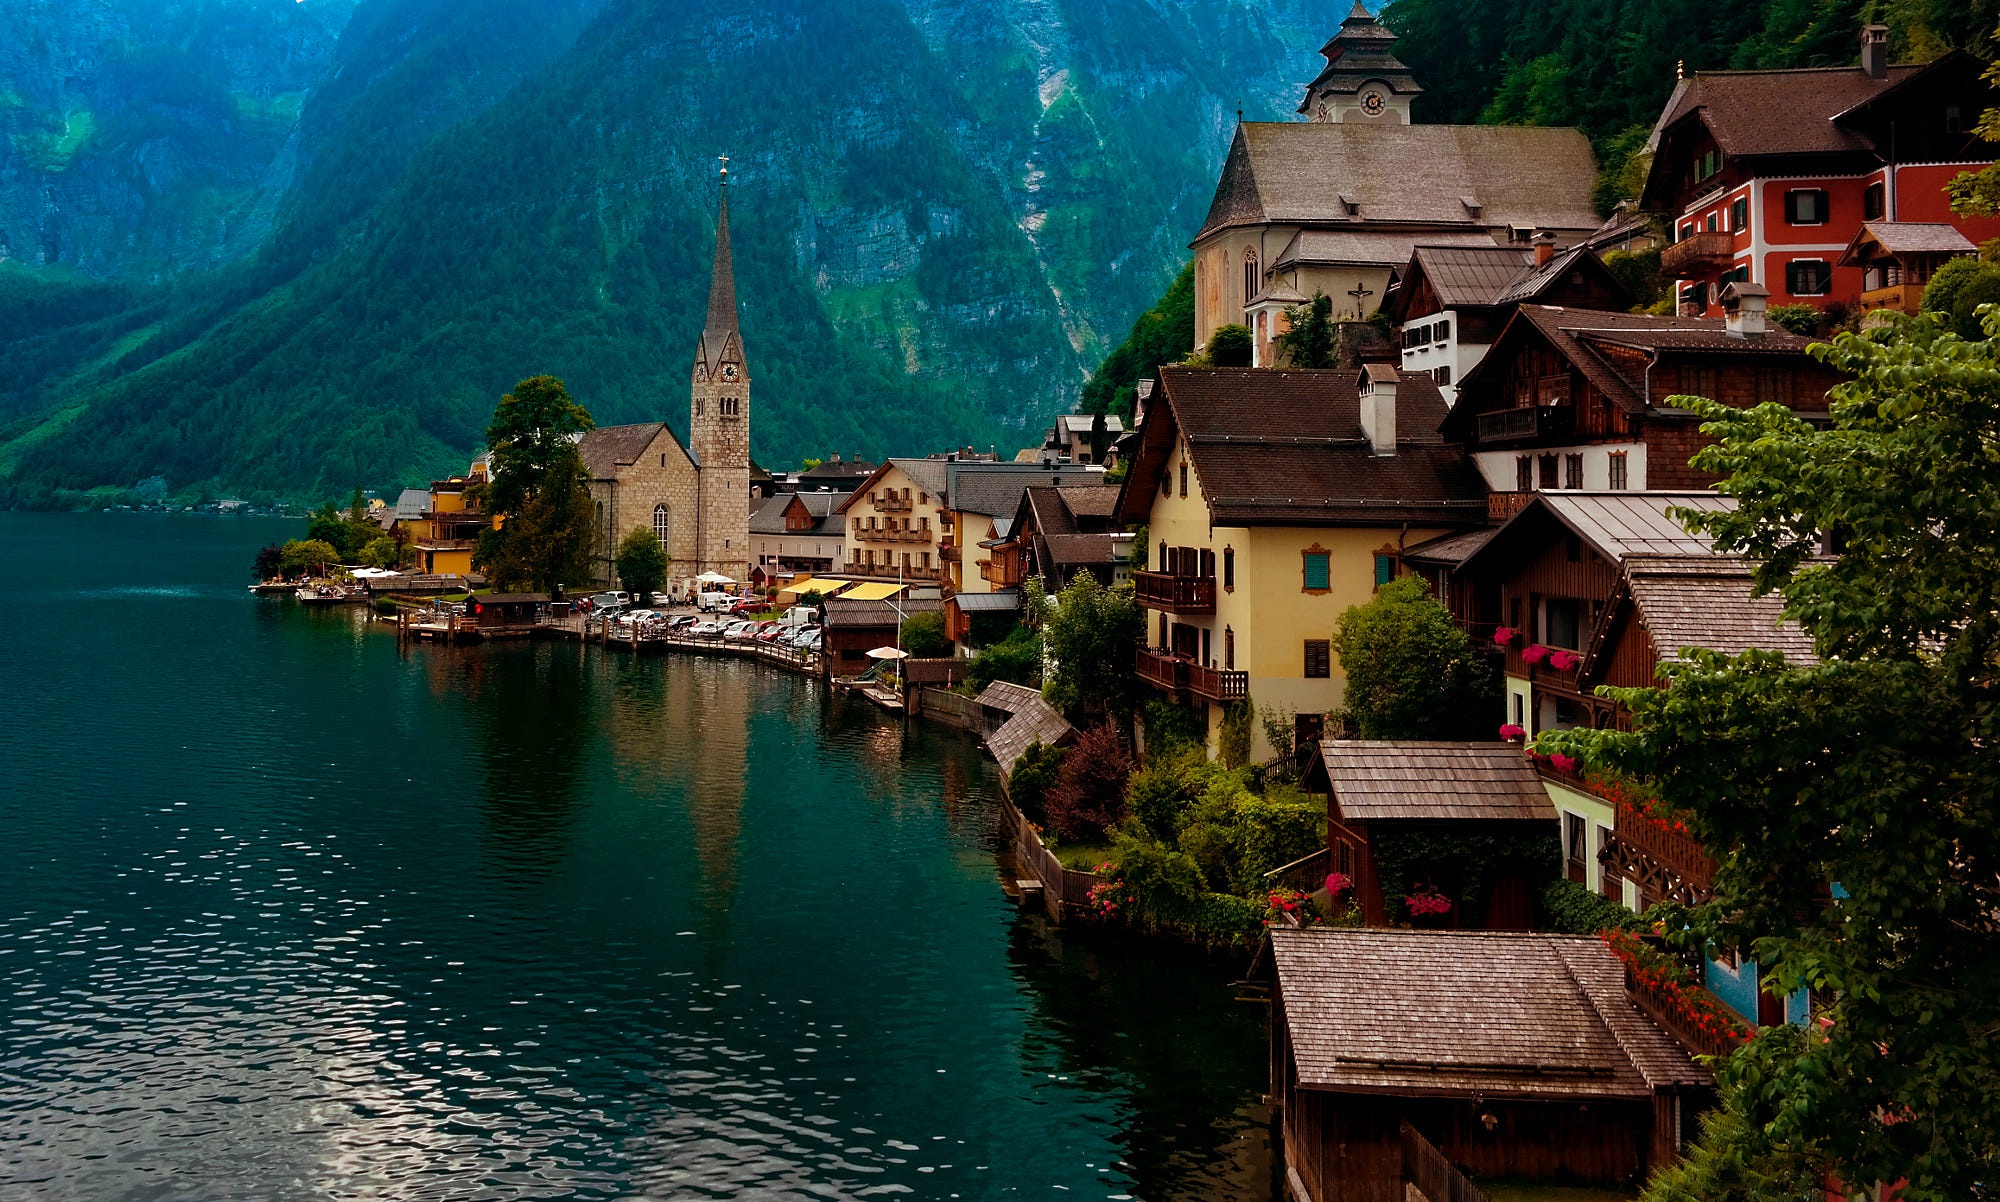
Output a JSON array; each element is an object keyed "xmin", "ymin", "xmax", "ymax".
[{"xmin": 1644, "ymin": 26, "xmax": 1999, "ymax": 317}]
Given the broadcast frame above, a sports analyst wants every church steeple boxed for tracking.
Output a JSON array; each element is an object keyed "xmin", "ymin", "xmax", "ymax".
[
  {"xmin": 699, "ymin": 165, "xmax": 742, "ymax": 371},
  {"xmin": 689, "ymin": 162, "xmax": 750, "ymax": 583},
  {"xmin": 1299, "ymin": 1, "xmax": 1421, "ymax": 123}
]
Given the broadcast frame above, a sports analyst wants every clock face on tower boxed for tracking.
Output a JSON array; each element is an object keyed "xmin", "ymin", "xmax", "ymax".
[
  {"xmin": 1360, "ymin": 90, "xmax": 1387, "ymax": 117},
  {"xmin": 722, "ymin": 364, "xmax": 739, "ymax": 382}
]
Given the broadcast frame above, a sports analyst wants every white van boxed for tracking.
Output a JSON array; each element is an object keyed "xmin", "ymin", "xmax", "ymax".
[
  {"xmin": 697, "ymin": 591, "xmax": 733, "ymax": 612},
  {"xmin": 779, "ymin": 605, "xmax": 820, "ymax": 628}
]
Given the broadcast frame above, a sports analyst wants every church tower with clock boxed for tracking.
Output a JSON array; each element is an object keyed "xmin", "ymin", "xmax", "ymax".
[
  {"xmin": 1299, "ymin": 1, "xmax": 1420, "ymax": 124},
  {"xmin": 690, "ymin": 172, "xmax": 751, "ymax": 583}
]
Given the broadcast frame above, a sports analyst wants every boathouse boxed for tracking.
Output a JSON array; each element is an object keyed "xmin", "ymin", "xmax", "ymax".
[
  {"xmin": 472, "ymin": 593, "xmax": 548, "ymax": 632},
  {"xmin": 1261, "ymin": 927, "xmax": 1710, "ymax": 1202}
]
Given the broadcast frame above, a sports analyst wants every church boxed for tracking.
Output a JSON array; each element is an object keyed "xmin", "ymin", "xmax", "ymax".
[
  {"xmin": 577, "ymin": 179, "xmax": 752, "ymax": 592},
  {"xmin": 1191, "ymin": 1, "xmax": 1605, "ymax": 355}
]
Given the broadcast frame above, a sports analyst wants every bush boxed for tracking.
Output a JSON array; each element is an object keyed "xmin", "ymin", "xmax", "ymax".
[
  {"xmin": 1218, "ymin": 701, "xmax": 1252, "ymax": 768},
  {"xmin": 967, "ymin": 624, "xmax": 1041, "ymax": 691},
  {"xmin": 1334, "ymin": 576, "xmax": 1500, "ymax": 740},
  {"xmin": 1109, "ymin": 833, "xmax": 1262, "ymax": 947},
  {"xmin": 1008, "ymin": 740, "xmax": 1067, "ymax": 825},
  {"xmin": 1952, "ymin": 269, "xmax": 2000, "ymax": 341},
  {"xmin": 1177, "ymin": 771, "xmax": 1325, "ymax": 896},
  {"xmin": 1540, "ymin": 877, "xmax": 1646, "ymax": 935},
  {"xmin": 1140, "ymin": 698, "xmax": 1204, "ymax": 761},
  {"xmin": 1205, "ymin": 323, "xmax": 1253, "ymax": 367},
  {"xmin": 1044, "ymin": 722, "xmax": 1132, "ymax": 842},
  {"xmin": 1125, "ymin": 759, "xmax": 1197, "ymax": 844},
  {"xmin": 1918, "ymin": 255, "xmax": 1992, "ymax": 325},
  {"xmin": 900, "ymin": 611, "xmax": 950, "ymax": 658},
  {"xmin": 1766, "ymin": 303, "xmax": 1820, "ymax": 337}
]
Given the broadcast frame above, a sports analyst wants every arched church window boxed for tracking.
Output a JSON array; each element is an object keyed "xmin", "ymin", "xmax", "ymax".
[
  {"xmin": 653, "ymin": 504, "xmax": 670, "ymax": 550},
  {"xmin": 1243, "ymin": 248, "xmax": 1261, "ymax": 303}
]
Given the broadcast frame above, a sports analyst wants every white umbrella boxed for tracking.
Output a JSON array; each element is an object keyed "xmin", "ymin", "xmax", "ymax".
[
  {"xmin": 695, "ymin": 571, "xmax": 736, "ymax": 584},
  {"xmin": 866, "ymin": 646, "xmax": 909, "ymax": 660}
]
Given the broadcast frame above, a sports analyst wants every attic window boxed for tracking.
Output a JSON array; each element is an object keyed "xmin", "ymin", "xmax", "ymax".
[
  {"xmin": 1338, "ymin": 194, "xmax": 1360, "ymax": 217},
  {"xmin": 1460, "ymin": 196, "xmax": 1482, "ymax": 218},
  {"xmin": 1508, "ymin": 224, "xmax": 1534, "ymax": 243}
]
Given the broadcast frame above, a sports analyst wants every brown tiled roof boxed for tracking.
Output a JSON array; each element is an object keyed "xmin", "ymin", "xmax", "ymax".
[
  {"xmin": 1197, "ymin": 123, "xmax": 1602, "ymax": 243},
  {"xmin": 1851, "ymin": 221, "xmax": 1978, "ymax": 257},
  {"xmin": 1274, "ymin": 228, "xmax": 1502, "ymax": 272},
  {"xmin": 820, "ymin": 595, "xmax": 941, "ymax": 628},
  {"xmin": 1486, "ymin": 306, "xmax": 1817, "ymax": 415},
  {"xmin": 576, "ymin": 423, "xmax": 678, "ymax": 480},
  {"xmin": 1650, "ymin": 65, "xmax": 1924, "ymax": 159},
  {"xmin": 1622, "ymin": 555, "xmax": 1819, "ymax": 665},
  {"xmin": 1401, "ymin": 527, "xmax": 1495, "ymax": 568},
  {"xmin": 1269, "ymin": 928, "xmax": 1710, "ymax": 1100},
  {"xmin": 749, "ymin": 491, "xmax": 844, "ymax": 535},
  {"xmin": 977, "ymin": 681, "xmax": 1074, "ymax": 775},
  {"xmin": 1407, "ymin": 245, "xmax": 1533, "ymax": 307},
  {"xmin": 1041, "ymin": 533, "xmax": 1121, "ymax": 565},
  {"xmin": 1129, "ymin": 367, "xmax": 1488, "ymax": 528},
  {"xmin": 1317, "ymin": 741, "xmax": 1551, "ymax": 821}
]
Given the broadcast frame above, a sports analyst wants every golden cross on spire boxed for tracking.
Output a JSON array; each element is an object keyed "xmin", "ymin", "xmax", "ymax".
[{"xmin": 718, "ymin": 153, "xmax": 730, "ymax": 181}]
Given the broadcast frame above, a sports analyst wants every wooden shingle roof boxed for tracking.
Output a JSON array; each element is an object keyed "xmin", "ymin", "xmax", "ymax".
[
  {"xmin": 1316, "ymin": 741, "xmax": 1551, "ymax": 822},
  {"xmin": 977, "ymin": 681, "xmax": 1074, "ymax": 776},
  {"xmin": 1269, "ymin": 928, "xmax": 1711, "ymax": 1100},
  {"xmin": 1622, "ymin": 556, "xmax": 1819, "ymax": 665}
]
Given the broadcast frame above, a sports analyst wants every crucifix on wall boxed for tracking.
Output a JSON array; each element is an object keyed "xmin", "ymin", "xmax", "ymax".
[{"xmin": 1347, "ymin": 281, "xmax": 1375, "ymax": 320}]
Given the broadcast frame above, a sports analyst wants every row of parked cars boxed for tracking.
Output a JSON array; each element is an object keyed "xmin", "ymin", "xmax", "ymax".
[{"xmin": 586, "ymin": 607, "xmax": 822, "ymax": 653}]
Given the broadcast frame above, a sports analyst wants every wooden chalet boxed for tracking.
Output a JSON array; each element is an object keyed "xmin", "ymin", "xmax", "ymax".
[
  {"xmin": 471, "ymin": 593, "xmax": 548, "ymax": 631},
  {"xmin": 1440, "ymin": 302, "xmax": 1842, "ymax": 519},
  {"xmin": 1837, "ymin": 221, "xmax": 1978, "ymax": 316},
  {"xmin": 1262, "ymin": 928, "xmax": 1711, "ymax": 1202},
  {"xmin": 1302, "ymin": 741, "xmax": 1555, "ymax": 928},
  {"xmin": 819, "ymin": 593, "xmax": 941, "ymax": 677}
]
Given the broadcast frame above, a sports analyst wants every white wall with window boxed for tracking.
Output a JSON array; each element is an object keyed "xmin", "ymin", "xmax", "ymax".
[{"xmin": 1470, "ymin": 443, "xmax": 1647, "ymax": 494}]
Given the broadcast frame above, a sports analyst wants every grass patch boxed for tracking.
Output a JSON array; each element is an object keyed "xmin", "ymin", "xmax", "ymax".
[{"xmin": 1053, "ymin": 843, "xmax": 1114, "ymax": 873}]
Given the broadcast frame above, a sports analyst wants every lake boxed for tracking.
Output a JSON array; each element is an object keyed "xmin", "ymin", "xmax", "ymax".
[{"xmin": 0, "ymin": 512, "xmax": 1272, "ymax": 1201}]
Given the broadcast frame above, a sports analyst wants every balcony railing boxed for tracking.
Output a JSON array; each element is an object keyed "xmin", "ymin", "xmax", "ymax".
[
  {"xmin": 843, "ymin": 561, "xmax": 944, "ymax": 582},
  {"xmin": 1601, "ymin": 800, "xmax": 1717, "ymax": 906},
  {"xmin": 872, "ymin": 492, "xmax": 913, "ymax": 512},
  {"xmin": 1474, "ymin": 405, "xmax": 1571, "ymax": 446},
  {"xmin": 1858, "ymin": 281, "xmax": 1925, "ymax": 316},
  {"xmin": 854, "ymin": 526, "xmax": 933, "ymax": 543},
  {"xmin": 1135, "ymin": 647, "xmax": 1248, "ymax": 702},
  {"xmin": 939, "ymin": 542, "xmax": 961, "ymax": 562},
  {"xmin": 1133, "ymin": 570, "xmax": 1217, "ymax": 615},
  {"xmin": 1660, "ymin": 231, "xmax": 1735, "ymax": 279},
  {"xmin": 1487, "ymin": 491, "xmax": 1534, "ymax": 522}
]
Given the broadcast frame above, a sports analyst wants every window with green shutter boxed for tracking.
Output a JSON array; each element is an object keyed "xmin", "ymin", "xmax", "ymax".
[
  {"xmin": 1302, "ymin": 547, "xmax": 1330, "ymax": 593},
  {"xmin": 1374, "ymin": 554, "xmax": 1394, "ymax": 587}
]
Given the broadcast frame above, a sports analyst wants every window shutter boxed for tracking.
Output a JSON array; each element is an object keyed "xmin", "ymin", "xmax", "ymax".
[
  {"xmin": 1303, "ymin": 552, "xmax": 1330, "ymax": 591},
  {"xmin": 1374, "ymin": 554, "xmax": 1394, "ymax": 586}
]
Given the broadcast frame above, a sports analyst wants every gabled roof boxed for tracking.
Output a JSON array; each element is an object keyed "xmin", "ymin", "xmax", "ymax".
[
  {"xmin": 1196, "ymin": 123, "xmax": 1602, "ymax": 244},
  {"xmin": 1648, "ymin": 64, "xmax": 1925, "ymax": 159},
  {"xmin": 1274, "ymin": 228, "xmax": 1502, "ymax": 274},
  {"xmin": 1457, "ymin": 493, "xmax": 1732, "ymax": 583},
  {"xmin": 1401, "ymin": 526, "xmax": 1495, "ymax": 569},
  {"xmin": 834, "ymin": 458, "xmax": 949, "ymax": 515},
  {"xmin": 1313, "ymin": 741, "xmax": 1551, "ymax": 822},
  {"xmin": 749, "ymin": 491, "xmax": 845, "ymax": 535},
  {"xmin": 576, "ymin": 423, "xmax": 691, "ymax": 480},
  {"xmin": 1403, "ymin": 244, "xmax": 1533, "ymax": 307},
  {"xmin": 977, "ymin": 681, "xmax": 1074, "ymax": 777},
  {"xmin": 946, "ymin": 463, "xmax": 1105, "ymax": 518},
  {"xmin": 1115, "ymin": 367, "xmax": 1489, "ymax": 528},
  {"xmin": 1620, "ymin": 555, "xmax": 1818, "ymax": 665},
  {"xmin": 1838, "ymin": 221, "xmax": 1977, "ymax": 267},
  {"xmin": 821, "ymin": 594, "xmax": 941, "ymax": 628},
  {"xmin": 1268, "ymin": 928, "xmax": 1711, "ymax": 1100}
]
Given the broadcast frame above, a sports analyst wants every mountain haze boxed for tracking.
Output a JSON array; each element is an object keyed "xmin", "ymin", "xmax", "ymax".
[{"xmin": 1, "ymin": 0, "xmax": 1329, "ymax": 503}]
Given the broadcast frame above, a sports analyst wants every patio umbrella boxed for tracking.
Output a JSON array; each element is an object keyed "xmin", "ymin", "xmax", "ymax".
[
  {"xmin": 695, "ymin": 571, "xmax": 736, "ymax": 584},
  {"xmin": 866, "ymin": 646, "xmax": 909, "ymax": 660}
]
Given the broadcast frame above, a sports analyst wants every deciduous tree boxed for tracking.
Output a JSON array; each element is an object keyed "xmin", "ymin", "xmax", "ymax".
[
  {"xmin": 476, "ymin": 375, "xmax": 599, "ymax": 595},
  {"xmin": 1275, "ymin": 293, "xmax": 1336, "ymax": 368},
  {"xmin": 1333, "ymin": 576, "xmax": 1499, "ymax": 740},
  {"xmin": 614, "ymin": 525, "xmax": 669, "ymax": 604},
  {"xmin": 1042, "ymin": 573, "xmax": 1141, "ymax": 723},
  {"xmin": 1543, "ymin": 310, "xmax": 2000, "ymax": 1201}
]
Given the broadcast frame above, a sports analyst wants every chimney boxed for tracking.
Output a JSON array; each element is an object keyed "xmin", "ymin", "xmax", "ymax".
[
  {"xmin": 1532, "ymin": 231, "xmax": 1557, "ymax": 266},
  {"xmin": 1133, "ymin": 378, "xmax": 1154, "ymax": 427},
  {"xmin": 1358, "ymin": 364, "xmax": 1400, "ymax": 456},
  {"xmin": 1720, "ymin": 280, "xmax": 1769, "ymax": 339},
  {"xmin": 1861, "ymin": 24, "xmax": 1888, "ymax": 80}
]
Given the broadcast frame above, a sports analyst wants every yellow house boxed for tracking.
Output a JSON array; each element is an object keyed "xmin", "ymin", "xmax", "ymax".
[
  {"xmin": 411, "ymin": 457, "xmax": 493, "ymax": 576},
  {"xmin": 836, "ymin": 458, "xmax": 951, "ymax": 584},
  {"xmin": 1114, "ymin": 365, "xmax": 1488, "ymax": 759}
]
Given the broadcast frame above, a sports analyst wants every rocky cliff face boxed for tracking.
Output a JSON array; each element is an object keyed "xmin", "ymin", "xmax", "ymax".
[
  {"xmin": 2, "ymin": 0, "xmax": 1334, "ymax": 502},
  {"xmin": 0, "ymin": 0, "xmax": 356, "ymax": 277}
]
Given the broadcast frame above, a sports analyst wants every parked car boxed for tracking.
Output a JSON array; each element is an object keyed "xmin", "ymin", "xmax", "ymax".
[
  {"xmin": 591, "ymin": 591, "xmax": 630, "ymax": 610},
  {"xmin": 696, "ymin": 591, "xmax": 733, "ymax": 612},
  {"xmin": 615, "ymin": 609, "xmax": 660, "ymax": 626},
  {"xmin": 667, "ymin": 614, "xmax": 698, "ymax": 631},
  {"xmin": 690, "ymin": 620, "xmax": 724, "ymax": 637}
]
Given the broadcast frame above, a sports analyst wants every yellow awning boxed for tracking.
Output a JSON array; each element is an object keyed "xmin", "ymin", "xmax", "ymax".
[
  {"xmin": 839, "ymin": 582, "xmax": 907, "ymax": 601},
  {"xmin": 777, "ymin": 577, "xmax": 850, "ymax": 598}
]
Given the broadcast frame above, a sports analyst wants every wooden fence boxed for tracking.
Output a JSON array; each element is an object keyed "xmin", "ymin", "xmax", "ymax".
[
  {"xmin": 1402, "ymin": 1120, "xmax": 1490, "ymax": 1202},
  {"xmin": 997, "ymin": 789, "xmax": 1101, "ymax": 923},
  {"xmin": 917, "ymin": 687, "xmax": 982, "ymax": 731}
]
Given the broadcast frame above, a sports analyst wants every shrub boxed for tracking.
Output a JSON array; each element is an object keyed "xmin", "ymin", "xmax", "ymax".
[
  {"xmin": 1125, "ymin": 759, "xmax": 1196, "ymax": 844},
  {"xmin": 1008, "ymin": 740, "xmax": 1067, "ymax": 825},
  {"xmin": 1217, "ymin": 701, "xmax": 1252, "ymax": 768},
  {"xmin": 1140, "ymin": 698, "xmax": 1204, "ymax": 761},
  {"xmin": 1540, "ymin": 877, "xmax": 1646, "ymax": 935},
  {"xmin": 1205, "ymin": 323, "xmax": 1253, "ymax": 367},
  {"xmin": 1044, "ymin": 721, "xmax": 1132, "ymax": 842},
  {"xmin": 1918, "ymin": 255, "xmax": 1992, "ymax": 324},
  {"xmin": 1334, "ymin": 576, "xmax": 1500, "ymax": 740},
  {"xmin": 967, "ymin": 624, "xmax": 1041, "ymax": 691},
  {"xmin": 1951, "ymin": 269, "xmax": 2000, "ymax": 341},
  {"xmin": 1109, "ymin": 834, "xmax": 1262, "ymax": 948},
  {"xmin": 900, "ymin": 611, "xmax": 950, "ymax": 658},
  {"xmin": 1766, "ymin": 303, "xmax": 1819, "ymax": 337}
]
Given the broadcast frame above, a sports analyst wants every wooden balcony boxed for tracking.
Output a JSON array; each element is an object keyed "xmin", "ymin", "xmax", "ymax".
[
  {"xmin": 938, "ymin": 542, "xmax": 961, "ymax": 562},
  {"xmin": 1601, "ymin": 799, "xmax": 1716, "ymax": 906},
  {"xmin": 872, "ymin": 492, "xmax": 913, "ymax": 512},
  {"xmin": 1660, "ymin": 231, "xmax": 1735, "ymax": 279},
  {"xmin": 1475, "ymin": 404, "xmax": 1571, "ymax": 446},
  {"xmin": 1488, "ymin": 490, "xmax": 1534, "ymax": 522},
  {"xmin": 1625, "ymin": 965, "xmax": 1751, "ymax": 1059},
  {"xmin": 1135, "ymin": 647, "xmax": 1248, "ymax": 702},
  {"xmin": 854, "ymin": 526, "xmax": 933, "ymax": 543},
  {"xmin": 1133, "ymin": 570, "xmax": 1216, "ymax": 615},
  {"xmin": 1858, "ymin": 281, "xmax": 1925, "ymax": 316}
]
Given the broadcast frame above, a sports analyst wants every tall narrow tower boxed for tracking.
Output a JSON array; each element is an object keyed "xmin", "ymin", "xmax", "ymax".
[{"xmin": 690, "ymin": 165, "xmax": 751, "ymax": 582}]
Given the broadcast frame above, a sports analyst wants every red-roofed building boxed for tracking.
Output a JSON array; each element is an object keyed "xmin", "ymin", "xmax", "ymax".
[{"xmin": 1643, "ymin": 28, "xmax": 1998, "ymax": 317}]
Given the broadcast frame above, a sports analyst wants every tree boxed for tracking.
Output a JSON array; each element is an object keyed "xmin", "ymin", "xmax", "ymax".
[
  {"xmin": 475, "ymin": 375, "xmax": 599, "ymax": 595},
  {"xmin": 1044, "ymin": 722, "xmax": 1132, "ymax": 843},
  {"xmin": 1275, "ymin": 293, "xmax": 1336, "ymax": 368},
  {"xmin": 1543, "ymin": 310, "xmax": 2000, "ymax": 1201},
  {"xmin": 280, "ymin": 538, "xmax": 340, "ymax": 576},
  {"xmin": 615, "ymin": 525, "xmax": 669, "ymax": 603},
  {"xmin": 1080, "ymin": 262, "xmax": 1195, "ymax": 419},
  {"xmin": 1042, "ymin": 573, "xmax": 1141, "ymax": 723},
  {"xmin": 900, "ymin": 611, "xmax": 950, "ymax": 658},
  {"xmin": 967, "ymin": 625, "xmax": 1042, "ymax": 692},
  {"xmin": 1333, "ymin": 576, "xmax": 1500, "ymax": 740},
  {"xmin": 358, "ymin": 537, "xmax": 404, "ymax": 569},
  {"xmin": 1204, "ymin": 324, "xmax": 1253, "ymax": 368},
  {"xmin": 252, "ymin": 542, "xmax": 285, "ymax": 580},
  {"xmin": 1946, "ymin": 39, "xmax": 2000, "ymax": 232}
]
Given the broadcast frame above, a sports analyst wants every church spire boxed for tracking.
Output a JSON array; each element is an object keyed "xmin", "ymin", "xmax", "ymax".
[{"xmin": 704, "ymin": 162, "xmax": 738, "ymax": 342}]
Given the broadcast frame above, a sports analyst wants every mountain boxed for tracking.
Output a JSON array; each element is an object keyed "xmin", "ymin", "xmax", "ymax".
[{"xmin": 0, "ymin": 0, "xmax": 1332, "ymax": 505}]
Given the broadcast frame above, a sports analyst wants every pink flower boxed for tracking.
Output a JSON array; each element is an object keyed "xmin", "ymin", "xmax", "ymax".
[
  {"xmin": 1325, "ymin": 872, "xmax": 1352, "ymax": 896},
  {"xmin": 1491, "ymin": 626, "xmax": 1518, "ymax": 646},
  {"xmin": 1548, "ymin": 649, "xmax": 1580, "ymax": 671},
  {"xmin": 1549, "ymin": 752, "xmax": 1579, "ymax": 774},
  {"xmin": 1521, "ymin": 643, "xmax": 1549, "ymax": 665},
  {"xmin": 1499, "ymin": 723, "xmax": 1526, "ymax": 741}
]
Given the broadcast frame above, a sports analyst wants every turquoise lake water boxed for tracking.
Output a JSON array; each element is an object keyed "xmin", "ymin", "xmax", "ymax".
[{"xmin": 0, "ymin": 513, "xmax": 1272, "ymax": 1201}]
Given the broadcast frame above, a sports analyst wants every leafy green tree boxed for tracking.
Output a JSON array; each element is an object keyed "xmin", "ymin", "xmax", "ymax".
[
  {"xmin": 1946, "ymin": 38, "xmax": 2000, "ymax": 230},
  {"xmin": 1333, "ymin": 576, "xmax": 1499, "ymax": 739},
  {"xmin": 1918, "ymin": 254, "xmax": 1994, "ymax": 328},
  {"xmin": 614, "ymin": 525, "xmax": 669, "ymax": 603},
  {"xmin": 1042, "ymin": 572, "xmax": 1142, "ymax": 723},
  {"xmin": 476, "ymin": 375, "xmax": 599, "ymax": 595},
  {"xmin": 900, "ymin": 610, "xmax": 950, "ymax": 658},
  {"xmin": 1766, "ymin": 303, "xmax": 1821, "ymax": 337},
  {"xmin": 1603, "ymin": 246, "xmax": 1667, "ymax": 311},
  {"xmin": 1275, "ymin": 293, "xmax": 1336, "ymax": 368},
  {"xmin": 358, "ymin": 537, "xmax": 404, "ymax": 569},
  {"xmin": 1008, "ymin": 741, "xmax": 1068, "ymax": 826},
  {"xmin": 1204, "ymin": 324, "xmax": 1253, "ymax": 368},
  {"xmin": 967, "ymin": 625, "xmax": 1042, "ymax": 692},
  {"xmin": 1543, "ymin": 311, "xmax": 2000, "ymax": 1201},
  {"xmin": 280, "ymin": 538, "xmax": 340, "ymax": 575}
]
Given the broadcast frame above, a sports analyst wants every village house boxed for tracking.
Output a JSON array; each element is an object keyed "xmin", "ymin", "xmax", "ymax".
[
  {"xmin": 410, "ymin": 462, "xmax": 490, "ymax": 576},
  {"xmin": 1384, "ymin": 238, "xmax": 1632, "ymax": 403},
  {"xmin": 1115, "ymin": 365, "xmax": 1488, "ymax": 759},
  {"xmin": 1301, "ymin": 741, "xmax": 1556, "ymax": 929},
  {"xmin": 1837, "ymin": 220, "xmax": 1981, "ymax": 314},
  {"xmin": 943, "ymin": 462, "xmax": 1105, "ymax": 597},
  {"xmin": 836, "ymin": 458, "xmax": 952, "ymax": 585},
  {"xmin": 575, "ymin": 186, "xmax": 751, "ymax": 592},
  {"xmin": 1194, "ymin": 4, "xmax": 1603, "ymax": 355},
  {"xmin": 951, "ymin": 483, "xmax": 1130, "ymax": 647},
  {"xmin": 1032, "ymin": 410, "xmax": 1126, "ymax": 466},
  {"xmin": 1644, "ymin": 28, "xmax": 1999, "ymax": 317},
  {"xmin": 747, "ymin": 491, "xmax": 846, "ymax": 586},
  {"xmin": 820, "ymin": 593, "xmax": 943, "ymax": 678},
  {"xmin": 1261, "ymin": 927, "xmax": 1711, "ymax": 1202},
  {"xmin": 1439, "ymin": 292, "xmax": 1844, "ymax": 518}
]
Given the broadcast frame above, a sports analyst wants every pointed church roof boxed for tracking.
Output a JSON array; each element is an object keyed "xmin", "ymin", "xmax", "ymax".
[
  {"xmin": 1300, "ymin": 1, "xmax": 1421, "ymax": 112},
  {"xmin": 700, "ymin": 184, "xmax": 741, "ymax": 366}
]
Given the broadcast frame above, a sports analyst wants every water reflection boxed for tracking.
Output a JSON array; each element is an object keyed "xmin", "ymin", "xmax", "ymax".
[{"xmin": 463, "ymin": 644, "xmax": 598, "ymax": 880}]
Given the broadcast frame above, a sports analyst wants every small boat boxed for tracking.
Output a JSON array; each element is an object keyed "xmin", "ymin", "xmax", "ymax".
[{"xmin": 295, "ymin": 583, "xmax": 351, "ymax": 605}]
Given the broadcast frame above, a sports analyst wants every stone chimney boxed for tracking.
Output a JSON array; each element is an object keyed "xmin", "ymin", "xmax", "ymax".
[
  {"xmin": 1532, "ymin": 231, "xmax": 1557, "ymax": 266},
  {"xmin": 1133, "ymin": 378, "xmax": 1155, "ymax": 427},
  {"xmin": 1358, "ymin": 364, "xmax": 1400, "ymax": 456},
  {"xmin": 1720, "ymin": 280, "xmax": 1769, "ymax": 339},
  {"xmin": 1861, "ymin": 24, "xmax": 1888, "ymax": 80}
]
